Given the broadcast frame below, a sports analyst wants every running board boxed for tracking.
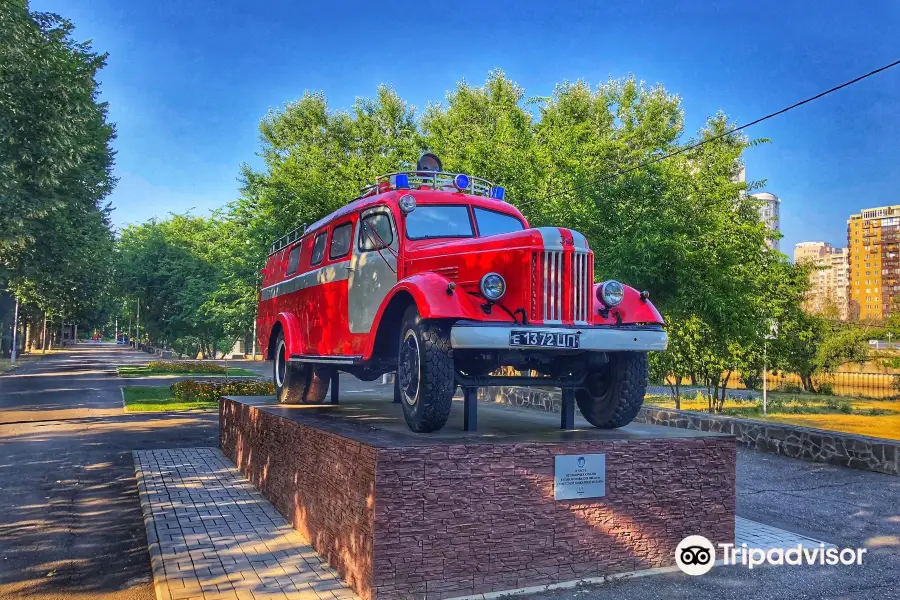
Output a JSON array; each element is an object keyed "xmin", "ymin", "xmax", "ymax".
[{"xmin": 289, "ymin": 354, "xmax": 362, "ymax": 365}]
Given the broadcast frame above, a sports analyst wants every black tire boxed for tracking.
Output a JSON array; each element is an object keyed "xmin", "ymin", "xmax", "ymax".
[
  {"xmin": 273, "ymin": 332, "xmax": 329, "ymax": 404},
  {"xmin": 576, "ymin": 352, "xmax": 648, "ymax": 428},
  {"xmin": 393, "ymin": 372, "xmax": 402, "ymax": 404},
  {"xmin": 397, "ymin": 306, "xmax": 454, "ymax": 432}
]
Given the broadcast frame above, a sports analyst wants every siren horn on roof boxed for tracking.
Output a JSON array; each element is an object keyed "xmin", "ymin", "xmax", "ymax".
[{"xmin": 416, "ymin": 152, "xmax": 442, "ymax": 172}]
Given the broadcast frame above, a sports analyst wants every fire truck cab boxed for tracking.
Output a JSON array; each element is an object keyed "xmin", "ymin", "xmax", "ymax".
[{"xmin": 257, "ymin": 158, "xmax": 667, "ymax": 432}]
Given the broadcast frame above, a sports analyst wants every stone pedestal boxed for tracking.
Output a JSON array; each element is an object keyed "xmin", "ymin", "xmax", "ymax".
[{"xmin": 220, "ymin": 396, "xmax": 735, "ymax": 600}]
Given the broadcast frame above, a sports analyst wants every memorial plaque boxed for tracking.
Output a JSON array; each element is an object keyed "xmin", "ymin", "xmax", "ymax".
[{"xmin": 554, "ymin": 453, "xmax": 606, "ymax": 500}]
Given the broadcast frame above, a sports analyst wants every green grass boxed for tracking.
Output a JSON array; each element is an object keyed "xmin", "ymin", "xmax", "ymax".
[
  {"xmin": 122, "ymin": 385, "xmax": 218, "ymax": 412},
  {"xmin": 117, "ymin": 365, "xmax": 257, "ymax": 378},
  {"xmin": 646, "ymin": 392, "xmax": 900, "ymax": 440}
]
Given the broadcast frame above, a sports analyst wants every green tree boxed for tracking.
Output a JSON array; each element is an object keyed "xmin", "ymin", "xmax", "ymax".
[
  {"xmin": 117, "ymin": 216, "xmax": 227, "ymax": 357},
  {"xmin": 1, "ymin": 2, "xmax": 116, "ymax": 340},
  {"xmin": 422, "ymin": 70, "xmax": 537, "ymax": 206}
]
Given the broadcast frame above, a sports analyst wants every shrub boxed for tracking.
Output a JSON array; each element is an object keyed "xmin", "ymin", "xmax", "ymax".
[
  {"xmin": 824, "ymin": 397, "xmax": 853, "ymax": 414},
  {"xmin": 148, "ymin": 360, "xmax": 226, "ymax": 374},
  {"xmin": 776, "ymin": 381, "xmax": 804, "ymax": 393},
  {"xmin": 170, "ymin": 378, "xmax": 274, "ymax": 403}
]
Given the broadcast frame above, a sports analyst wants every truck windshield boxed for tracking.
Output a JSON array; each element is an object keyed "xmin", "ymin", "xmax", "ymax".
[
  {"xmin": 405, "ymin": 205, "xmax": 474, "ymax": 240},
  {"xmin": 474, "ymin": 207, "xmax": 524, "ymax": 236}
]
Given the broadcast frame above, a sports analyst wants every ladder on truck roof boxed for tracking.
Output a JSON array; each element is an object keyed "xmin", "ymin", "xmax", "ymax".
[{"xmin": 268, "ymin": 224, "xmax": 306, "ymax": 256}]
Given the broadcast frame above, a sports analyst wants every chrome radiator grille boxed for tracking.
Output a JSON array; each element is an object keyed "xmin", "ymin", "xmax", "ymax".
[
  {"xmin": 542, "ymin": 250, "xmax": 564, "ymax": 322},
  {"xmin": 536, "ymin": 249, "xmax": 592, "ymax": 324},
  {"xmin": 572, "ymin": 249, "xmax": 592, "ymax": 324}
]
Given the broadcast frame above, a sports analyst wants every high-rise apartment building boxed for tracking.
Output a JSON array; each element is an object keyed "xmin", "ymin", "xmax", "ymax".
[
  {"xmin": 794, "ymin": 242, "xmax": 849, "ymax": 319},
  {"xmin": 847, "ymin": 206, "xmax": 900, "ymax": 321},
  {"xmin": 752, "ymin": 192, "xmax": 781, "ymax": 251}
]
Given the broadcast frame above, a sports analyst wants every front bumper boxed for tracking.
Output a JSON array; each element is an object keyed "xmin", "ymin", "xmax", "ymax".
[{"xmin": 449, "ymin": 322, "xmax": 668, "ymax": 352}]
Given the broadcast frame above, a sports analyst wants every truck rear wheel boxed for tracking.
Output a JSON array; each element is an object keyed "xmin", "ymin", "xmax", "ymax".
[
  {"xmin": 273, "ymin": 332, "xmax": 329, "ymax": 404},
  {"xmin": 576, "ymin": 352, "xmax": 648, "ymax": 428},
  {"xmin": 397, "ymin": 306, "xmax": 454, "ymax": 432}
]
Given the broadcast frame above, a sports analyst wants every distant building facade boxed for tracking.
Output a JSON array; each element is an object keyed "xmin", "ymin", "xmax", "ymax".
[
  {"xmin": 847, "ymin": 206, "xmax": 900, "ymax": 321},
  {"xmin": 794, "ymin": 241, "xmax": 849, "ymax": 319},
  {"xmin": 752, "ymin": 192, "xmax": 781, "ymax": 252}
]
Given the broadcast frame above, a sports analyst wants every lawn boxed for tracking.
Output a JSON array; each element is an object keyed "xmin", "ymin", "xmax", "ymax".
[
  {"xmin": 122, "ymin": 385, "xmax": 218, "ymax": 412},
  {"xmin": 0, "ymin": 354, "xmax": 38, "ymax": 375},
  {"xmin": 117, "ymin": 365, "xmax": 257, "ymax": 378},
  {"xmin": 0, "ymin": 358, "xmax": 21, "ymax": 375},
  {"xmin": 646, "ymin": 392, "xmax": 900, "ymax": 441}
]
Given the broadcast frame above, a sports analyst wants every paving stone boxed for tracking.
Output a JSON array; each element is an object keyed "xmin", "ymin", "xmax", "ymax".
[{"xmin": 133, "ymin": 448, "xmax": 361, "ymax": 600}]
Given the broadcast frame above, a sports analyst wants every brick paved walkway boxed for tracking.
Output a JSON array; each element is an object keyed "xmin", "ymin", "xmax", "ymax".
[
  {"xmin": 133, "ymin": 448, "xmax": 833, "ymax": 600},
  {"xmin": 735, "ymin": 516, "xmax": 835, "ymax": 551},
  {"xmin": 133, "ymin": 448, "xmax": 357, "ymax": 600}
]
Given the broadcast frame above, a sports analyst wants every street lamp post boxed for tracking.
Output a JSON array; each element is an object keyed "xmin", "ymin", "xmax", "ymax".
[
  {"xmin": 251, "ymin": 263, "xmax": 261, "ymax": 361},
  {"xmin": 762, "ymin": 340, "xmax": 767, "ymax": 416},
  {"xmin": 10, "ymin": 296, "xmax": 19, "ymax": 365},
  {"xmin": 762, "ymin": 320, "xmax": 778, "ymax": 417}
]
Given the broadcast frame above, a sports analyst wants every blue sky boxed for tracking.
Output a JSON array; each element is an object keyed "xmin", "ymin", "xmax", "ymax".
[{"xmin": 33, "ymin": 0, "xmax": 900, "ymax": 254}]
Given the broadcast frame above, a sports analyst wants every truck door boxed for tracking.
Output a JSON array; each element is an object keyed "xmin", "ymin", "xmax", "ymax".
[{"xmin": 348, "ymin": 207, "xmax": 398, "ymax": 334}]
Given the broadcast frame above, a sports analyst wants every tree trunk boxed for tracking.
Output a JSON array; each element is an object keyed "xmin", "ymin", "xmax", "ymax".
[
  {"xmin": 718, "ymin": 370, "xmax": 732, "ymax": 413},
  {"xmin": 674, "ymin": 378, "xmax": 681, "ymax": 410}
]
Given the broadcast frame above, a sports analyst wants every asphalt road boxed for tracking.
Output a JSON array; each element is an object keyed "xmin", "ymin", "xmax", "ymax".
[
  {"xmin": 0, "ymin": 344, "xmax": 218, "ymax": 600},
  {"xmin": 0, "ymin": 345, "xmax": 897, "ymax": 599}
]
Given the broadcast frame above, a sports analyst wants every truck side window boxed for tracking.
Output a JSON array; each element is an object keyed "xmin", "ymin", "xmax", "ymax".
[
  {"xmin": 359, "ymin": 213, "xmax": 394, "ymax": 251},
  {"xmin": 329, "ymin": 222, "xmax": 353, "ymax": 259},
  {"xmin": 285, "ymin": 245, "xmax": 302, "ymax": 275},
  {"xmin": 310, "ymin": 232, "xmax": 327, "ymax": 266},
  {"xmin": 473, "ymin": 207, "xmax": 525, "ymax": 237}
]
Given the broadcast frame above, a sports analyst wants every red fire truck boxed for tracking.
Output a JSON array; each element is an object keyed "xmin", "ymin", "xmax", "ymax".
[{"xmin": 257, "ymin": 154, "xmax": 667, "ymax": 432}]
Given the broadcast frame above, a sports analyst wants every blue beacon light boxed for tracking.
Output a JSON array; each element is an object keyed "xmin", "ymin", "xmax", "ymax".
[
  {"xmin": 490, "ymin": 186, "xmax": 506, "ymax": 200},
  {"xmin": 453, "ymin": 174, "xmax": 470, "ymax": 190},
  {"xmin": 394, "ymin": 173, "xmax": 410, "ymax": 189}
]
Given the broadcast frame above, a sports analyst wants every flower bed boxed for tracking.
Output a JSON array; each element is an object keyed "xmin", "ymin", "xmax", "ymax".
[
  {"xmin": 170, "ymin": 378, "xmax": 274, "ymax": 403},
  {"xmin": 148, "ymin": 360, "xmax": 227, "ymax": 374}
]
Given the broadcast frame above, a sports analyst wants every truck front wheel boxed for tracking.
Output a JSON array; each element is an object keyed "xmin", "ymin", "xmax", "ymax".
[
  {"xmin": 273, "ymin": 332, "xmax": 329, "ymax": 404},
  {"xmin": 397, "ymin": 306, "xmax": 454, "ymax": 432},
  {"xmin": 576, "ymin": 352, "xmax": 648, "ymax": 428}
]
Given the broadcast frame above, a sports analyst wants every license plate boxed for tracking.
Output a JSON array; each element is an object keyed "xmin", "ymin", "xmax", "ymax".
[{"xmin": 509, "ymin": 330, "xmax": 580, "ymax": 349}]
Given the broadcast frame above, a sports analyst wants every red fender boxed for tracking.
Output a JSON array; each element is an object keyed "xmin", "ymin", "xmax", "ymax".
[
  {"xmin": 273, "ymin": 312, "xmax": 304, "ymax": 358},
  {"xmin": 592, "ymin": 284, "xmax": 664, "ymax": 325},
  {"xmin": 361, "ymin": 272, "xmax": 486, "ymax": 359}
]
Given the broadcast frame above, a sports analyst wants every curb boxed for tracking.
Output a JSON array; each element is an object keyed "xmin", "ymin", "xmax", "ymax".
[{"xmin": 132, "ymin": 451, "xmax": 172, "ymax": 600}]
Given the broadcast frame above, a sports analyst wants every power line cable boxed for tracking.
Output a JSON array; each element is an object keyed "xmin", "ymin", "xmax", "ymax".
[{"xmin": 533, "ymin": 58, "xmax": 900, "ymax": 204}]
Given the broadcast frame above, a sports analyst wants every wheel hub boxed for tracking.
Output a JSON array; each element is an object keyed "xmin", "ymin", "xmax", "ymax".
[
  {"xmin": 275, "ymin": 341, "xmax": 287, "ymax": 387},
  {"xmin": 398, "ymin": 330, "xmax": 420, "ymax": 405}
]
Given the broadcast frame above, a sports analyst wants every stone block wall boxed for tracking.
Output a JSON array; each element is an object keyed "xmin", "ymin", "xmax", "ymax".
[
  {"xmin": 372, "ymin": 437, "xmax": 734, "ymax": 599},
  {"xmin": 220, "ymin": 398, "xmax": 735, "ymax": 600},
  {"xmin": 220, "ymin": 399, "xmax": 377, "ymax": 597},
  {"xmin": 637, "ymin": 407, "xmax": 899, "ymax": 476},
  {"xmin": 478, "ymin": 385, "xmax": 899, "ymax": 476}
]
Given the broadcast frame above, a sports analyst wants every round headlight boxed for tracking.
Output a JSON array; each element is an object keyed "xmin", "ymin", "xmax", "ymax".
[
  {"xmin": 480, "ymin": 273, "xmax": 506, "ymax": 301},
  {"xmin": 598, "ymin": 280, "xmax": 625, "ymax": 307},
  {"xmin": 398, "ymin": 193, "xmax": 416, "ymax": 214}
]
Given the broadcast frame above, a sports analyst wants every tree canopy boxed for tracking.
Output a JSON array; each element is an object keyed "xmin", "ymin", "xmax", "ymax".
[{"xmin": 1, "ymin": 2, "xmax": 117, "ymax": 338}]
